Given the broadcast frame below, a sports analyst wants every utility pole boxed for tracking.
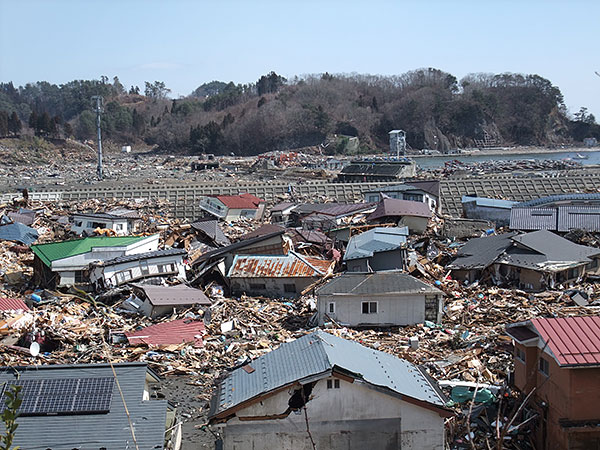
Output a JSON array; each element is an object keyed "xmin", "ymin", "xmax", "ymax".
[{"xmin": 92, "ymin": 95, "xmax": 104, "ymax": 180}]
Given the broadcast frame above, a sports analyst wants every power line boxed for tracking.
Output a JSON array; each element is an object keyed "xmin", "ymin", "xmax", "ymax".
[{"xmin": 92, "ymin": 95, "xmax": 104, "ymax": 180}]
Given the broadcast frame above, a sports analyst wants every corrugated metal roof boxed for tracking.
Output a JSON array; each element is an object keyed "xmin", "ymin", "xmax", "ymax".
[
  {"xmin": 557, "ymin": 206, "xmax": 600, "ymax": 232},
  {"xmin": 344, "ymin": 227, "xmax": 408, "ymax": 261},
  {"xmin": 31, "ymin": 235, "xmax": 154, "ymax": 267},
  {"xmin": 126, "ymin": 318, "xmax": 204, "ymax": 347},
  {"xmin": 531, "ymin": 316, "xmax": 600, "ymax": 366},
  {"xmin": 96, "ymin": 248, "xmax": 187, "ymax": 267},
  {"xmin": 367, "ymin": 198, "xmax": 431, "ymax": 221},
  {"xmin": 133, "ymin": 284, "xmax": 212, "ymax": 306},
  {"xmin": 0, "ymin": 298, "xmax": 29, "ymax": 311},
  {"xmin": 0, "ymin": 222, "xmax": 38, "ymax": 246},
  {"xmin": 7, "ymin": 211, "xmax": 35, "ymax": 226},
  {"xmin": 228, "ymin": 251, "xmax": 333, "ymax": 278},
  {"xmin": 510, "ymin": 207, "xmax": 557, "ymax": 231},
  {"xmin": 316, "ymin": 271, "xmax": 443, "ymax": 296},
  {"xmin": 191, "ymin": 219, "xmax": 231, "ymax": 246},
  {"xmin": 215, "ymin": 193, "xmax": 262, "ymax": 209},
  {"xmin": 0, "ymin": 362, "xmax": 167, "ymax": 449},
  {"xmin": 209, "ymin": 330, "xmax": 447, "ymax": 420}
]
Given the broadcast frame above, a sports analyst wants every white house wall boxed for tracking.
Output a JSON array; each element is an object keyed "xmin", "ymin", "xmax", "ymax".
[
  {"xmin": 218, "ymin": 376, "xmax": 444, "ymax": 450},
  {"xmin": 90, "ymin": 254, "xmax": 186, "ymax": 288},
  {"xmin": 71, "ymin": 216, "xmax": 130, "ymax": 236},
  {"xmin": 318, "ymin": 293, "xmax": 428, "ymax": 326}
]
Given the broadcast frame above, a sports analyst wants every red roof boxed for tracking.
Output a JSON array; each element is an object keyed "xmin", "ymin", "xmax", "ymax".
[
  {"xmin": 0, "ymin": 298, "xmax": 29, "ymax": 311},
  {"xmin": 125, "ymin": 319, "xmax": 204, "ymax": 347},
  {"xmin": 531, "ymin": 316, "xmax": 600, "ymax": 366},
  {"xmin": 216, "ymin": 193, "xmax": 262, "ymax": 210}
]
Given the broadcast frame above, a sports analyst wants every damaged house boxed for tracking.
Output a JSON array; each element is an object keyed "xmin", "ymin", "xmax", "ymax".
[
  {"xmin": 89, "ymin": 248, "xmax": 187, "ymax": 290},
  {"xmin": 367, "ymin": 197, "xmax": 432, "ymax": 234},
  {"xmin": 448, "ymin": 230, "xmax": 600, "ymax": 290},
  {"xmin": 122, "ymin": 283, "xmax": 212, "ymax": 318},
  {"xmin": 70, "ymin": 209, "xmax": 141, "ymax": 236},
  {"xmin": 317, "ymin": 271, "xmax": 444, "ymax": 327},
  {"xmin": 31, "ymin": 234, "xmax": 159, "ymax": 288},
  {"xmin": 228, "ymin": 251, "xmax": 334, "ymax": 298},
  {"xmin": 506, "ymin": 316, "xmax": 600, "ymax": 450},
  {"xmin": 198, "ymin": 193, "xmax": 264, "ymax": 222},
  {"xmin": 363, "ymin": 181, "xmax": 440, "ymax": 213},
  {"xmin": 0, "ymin": 362, "xmax": 179, "ymax": 449},
  {"xmin": 209, "ymin": 330, "xmax": 451, "ymax": 450},
  {"xmin": 344, "ymin": 226, "xmax": 409, "ymax": 272}
]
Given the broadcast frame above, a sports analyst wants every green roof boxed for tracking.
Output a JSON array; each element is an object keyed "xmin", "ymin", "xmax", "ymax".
[{"xmin": 31, "ymin": 235, "xmax": 151, "ymax": 267}]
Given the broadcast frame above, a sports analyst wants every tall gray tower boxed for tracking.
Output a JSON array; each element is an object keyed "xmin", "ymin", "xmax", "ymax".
[{"xmin": 389, "ymin": 130, "xmax": 406, "ymax": 157}]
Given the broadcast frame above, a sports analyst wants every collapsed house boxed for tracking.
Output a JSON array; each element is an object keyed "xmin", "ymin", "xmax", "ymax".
[
  {"xmin": 209, "ymin": 330, "xmax": 451, "ymax": 450},
  {"xmin": 198, "ymin": 193, "xmax": 264, "ymax": 222},
  {"xmin": 227, "ymin": 251, "xmax": 334, "ymax": 298},
  {"xmin": 294, "ymin": 203, "xmax": 376, "ymax": 231},
  {"xmin": 121, "ymin": 283, "xmax": 212, "ymax": 318},
  {"xmin": 89, "ymin": 248, "xmax": 187, "ymax": 290},
  {"xmin": 31, "ymin": 234, "xmax": 159, "ymax": 288},
  {"xmin": 316, "ymin": 271, "xmax": 444, "ymax": 326},
  {"xmin": 367, "ymin": 197, "xmax": 432, "ymax": 233},
  {"xmin": 0, "ymin": 362, "xmax": 179, "ymax": 449},
  {"xmin": 0, "ymin": 221, "xmax": 39, "ymax": 245},
  {"xmin": 448, "ymin": 230, "xmax": 600, "ymax": 290},
  {"xmin": 363, "ymin": 181, "xmax": 440, "ymax": 213},
  {"xmin": 70, "ymin": 209, "xmax": 141, "ymax": 236},
  {"xmin": 461, "ymin": 196, "xmax": 518, "ymax": 227},
  {"xmin": 344, "ymin": 226, "xmax": 409, "ymax": 272},
  {"xmin": 336, "ymin": 158, "xmax": 417, "ymax": 182},
  {"xmin": 506, "ymin": 316, "xmax": 600, "ymax": 450},
  {"xmin": 190, "ymin": 219, "xmax": 231, "ymax": 248}
]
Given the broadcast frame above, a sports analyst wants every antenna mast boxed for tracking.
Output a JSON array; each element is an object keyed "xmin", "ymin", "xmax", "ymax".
[{"xmin": 92, "ymin": 96, "xmax": 104, "ymax": 180}]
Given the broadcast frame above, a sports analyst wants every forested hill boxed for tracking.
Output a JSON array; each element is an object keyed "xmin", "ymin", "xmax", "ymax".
[{"xmin": 1, "ymin": 69, "xmax": 599, "ymax": 155}]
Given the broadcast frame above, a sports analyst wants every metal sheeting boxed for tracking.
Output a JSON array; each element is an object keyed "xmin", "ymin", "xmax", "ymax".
[
  {"xmin": 511, "ymin": 206, "xmax": 600, "ymax": 232},
  {"xmin": 0, "ymin": 222, "xmax": 39, "ymax": 246},
  {"xmin": 344, "ymin": 227, "xmax": 408, "ymax": 261},
  {"xmin": 557, "ymin": 206, "xmax": 600, "ymax": 232},
  {"xmin": 0, "ymin": 298, "xmax": 29, "ymax": 311},
  {"xmin": 510, "ymin": 207, "xmax": 557, "ymax": 231},
  {"xmin": 126, "ymin": 319, "xmax": 204, "ymax": 347},
  {"xmin": 228, "ymin": 251, "xmax": 333, "ymax": 278},
  {"xmin": 209, "ymin": 330, "xmax": 447, "ymax": 419},
  {"xmin": 531, "ymin": 316, "xmax": 600, "ymax": 366}
]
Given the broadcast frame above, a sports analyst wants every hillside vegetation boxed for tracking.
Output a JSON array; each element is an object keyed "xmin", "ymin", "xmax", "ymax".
[{"xmin": 1, "ymin": 69, "xmax": 599, "ymax": 155}]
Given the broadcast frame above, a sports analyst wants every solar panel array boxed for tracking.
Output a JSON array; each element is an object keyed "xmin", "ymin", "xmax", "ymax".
[{"xmin": 0, "ymin": 377, "xmax": 114, "ymax": 416}]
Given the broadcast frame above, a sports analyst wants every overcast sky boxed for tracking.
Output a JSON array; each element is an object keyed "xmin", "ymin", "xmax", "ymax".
[{"xmin": 1, "ymin": 0, "xmax": 598, "ymax": 117}]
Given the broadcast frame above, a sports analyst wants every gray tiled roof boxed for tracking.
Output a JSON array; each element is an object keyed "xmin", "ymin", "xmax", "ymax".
[
  {"xmin": 316, "ymin": 271, "xmax": 443, "ymax": 296},
  {"xmin": 344, "ymin": 227, "xmax": 408, "ymax": 261},
  {"xmin": 367, "ymin": 198, "xmax": 431, "ymax": 221},
  {"xmin": 209, "ymin": 330, "xmax": 446, "ymax": 419},
  {"xmin": 447, "ymin": 232, "xmax": 516, "ymax": 270},
  {"xmin": 191, "ymin": 219, "xmax": 231, "ymax": 247},
  {"xmin": 0, "ymin": 362, "xmax": 167, "ymax": 449}
]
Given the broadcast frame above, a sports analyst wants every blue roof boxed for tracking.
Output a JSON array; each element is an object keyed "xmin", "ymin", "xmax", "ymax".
[
  {"xmin": 344, "ymin": 226, "xmax": 408, "ymax": 261},
  {"xmin": 209, "ymin": 330, "xmax": 446, "ymax": 419},
  {"xmin": 462, "ymin": 196, "xmax": 518, "ymax": 209},
  {"xmin": 517, "ymin": 193, "xmax": 600, "ymax": 207},
  {"xmin": 0, "ymin": 222, "xmax": 39, "ymax": 245}
]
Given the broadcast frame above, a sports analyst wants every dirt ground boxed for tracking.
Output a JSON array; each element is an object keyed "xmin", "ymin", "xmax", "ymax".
[{"xmin": 161, "ymin": 376, "xmax": 216, "ymax": 449}]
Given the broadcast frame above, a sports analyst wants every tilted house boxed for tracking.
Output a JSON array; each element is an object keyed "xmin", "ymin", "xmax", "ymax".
[
  {"xmin": 461, "ymin": 196, "xmax": 518, "ymax": 227},
  {"xmin": 0, "ymin": 362, "xmax": 178, "ymax": 449},
  {"xmin": 448, "ymin": 230, "xmax": 600, "ymax": 290},
  {"xmin": 198, "ymin": 193, "xmax": 264, "ymax": 222},
  {"xmin": 31, "ymin": 234, "xmax": 159, "ymax": 288},
  {"xmin": 71, "ymin": 208, "xmax": 141, "ymax": 236},
  {"xmin": 367, "ymin": 198, "xmax": 431, "ymax": 233},
  {"xmin": 317, "ymin": 271, "xmax": 444, "ymax": 327},
  {"xmin": 227, "ymin": 251, "xmax": 334, "ymax": 298},
  {"xmin": 363, "ymin": 181, "xmax": 440, "ymax": 213},
  {"xmin": 209, "ymin": 330, "xmax": 451, "ymax": 450},
  {"xmin": 122, "ymin": 283, "xmax": 212, "ymax": 319},
  {"xmin": 89, "ymin": 248, "xmax": 187, "ymax": 290},
  {"xmin": 344, "ymin": 226, "xmax": 409, "ymax": 272},
  {"xmin": 506, "ymin": 316, "xmax": 600, "ymax": 450}
]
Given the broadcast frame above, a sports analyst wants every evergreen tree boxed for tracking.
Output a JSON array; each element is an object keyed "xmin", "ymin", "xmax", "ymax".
[
  {"xmin": 8, "ymin": 112, "xmax": 21, "ymax": 135},
  {"xmin": 0, "ymin": 111, "xmax": 8, "ymax": 136}
]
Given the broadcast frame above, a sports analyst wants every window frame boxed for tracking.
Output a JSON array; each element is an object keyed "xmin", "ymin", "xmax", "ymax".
[
  {"xmin": 327, "ymin": 302, "xmax": 335, "ymax": 314},
  {"xmin": 539, "ymin": 357, "xmax": 550, "ymax": 376},
  {"xmin": 283, "ymin": 283, "xmax": 296, "ymax": 293},
  {"xmin": 361, "ymin": 301, "xmax": 378, "ymax": 314},
  {"xmin": 515, "ymin": 346, "xmax": 526, "ymax": 364}
]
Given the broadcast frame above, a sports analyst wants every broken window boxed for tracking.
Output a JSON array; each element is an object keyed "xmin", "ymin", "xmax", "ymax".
[
  {"xmin": 74, "ymin": 271, "xmax": 85, "ymax": 283},
  {"xmin": 539, "ymin": 357, "xmax": 549, "ymax": 376},
  {"xmin": 588, "ymin": 259, "xmax": 599, "ymax": 269},
  {"xmin": 140, "ymin": 261, "xmax": 149, "ymax": 276},
  {"xmin": 284, "ymin": 283, "xmax": 296, "ymax": 293},
  {"xmin": 288, "ymin": 382, "xmax": 315, "ymax": 410},
  {"xmin": 567, "ymin": 267, "xmax": 579, "ymax": 279},
  {"xmin": 361, "ymin": 301, "xmax": 377, "ymax": 314},
  {"xmin": 117, "ymin": 270, "xmax": 133, "ymax": 283},
  {"xmin": 158, "ymin": 263, "xmax": 176, "ymax": 274}
]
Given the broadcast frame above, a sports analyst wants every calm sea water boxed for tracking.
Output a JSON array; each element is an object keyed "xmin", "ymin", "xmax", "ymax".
[{"xmin": 414, "ymin": 150, "xmax": 600, "ymax": 169}]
